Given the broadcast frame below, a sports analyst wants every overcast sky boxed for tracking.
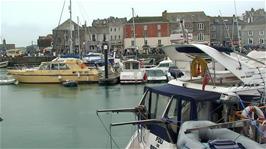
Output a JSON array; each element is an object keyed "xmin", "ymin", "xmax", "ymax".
[{"xmin": 0, "ymin": 0, "xmax": 265, "ymax": 47}]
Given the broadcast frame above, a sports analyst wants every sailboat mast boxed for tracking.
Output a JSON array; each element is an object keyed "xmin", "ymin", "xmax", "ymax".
[
  {"xmin": 234, "ymin": 0, "xmax": 241, "ymax": 52},
  {"xmin": 77, "ymin": 16, "xmax": 81, "ymax": 57},
  {"xmin": 69, "ymin": 0, "xmax": 73, "ymax": 53},
  {"xmin": 132, "ymin": 8, "xmax": 136, "ymax": 49}
]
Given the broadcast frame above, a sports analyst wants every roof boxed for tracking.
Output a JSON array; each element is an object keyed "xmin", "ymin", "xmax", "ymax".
[
  {"xmin": 53, "ymin": 19, "xmax": 81, "ymax": 30},
  {"xmin": 144, "ymin": 84, "xmax": 221, "ymax": 101},
  {"xmin": 164, "ymin": 11, "xmax": 209, "ymax": 22},
  {"xmin": 209, "ymin": 16, "xmax": 246, "ymax": 25},
  {"xmin": 128, "ymin": 16, "xmax": 168, "ymax": 23}
]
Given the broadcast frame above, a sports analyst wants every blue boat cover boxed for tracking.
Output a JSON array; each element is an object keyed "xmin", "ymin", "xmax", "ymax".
[
  {"xmin": 173, "ymin": 45, "xmax": 233, "ymax": 53},
  {"xmin": 144, "ymin": 84, "xmax": 221, "ymax": 102}
]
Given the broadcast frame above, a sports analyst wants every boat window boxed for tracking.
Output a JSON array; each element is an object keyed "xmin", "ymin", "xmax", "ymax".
[
  {"xmin": 51, "ymin": 63, "xmax": 59, "ymax": 70},
  {"xmin": 181, "ymin": 101, "xmax": 190, "ymax": 121},
  {"xmin": 150, "ymin": 93, "xmax": 170, "ymax": 119},
  {"xmin": 59, "ymin": 63, "xmax": 69, "ymax": 70},
  {"xmin": 158, "ymin": 63, "xmax": 169, "ymax": 68},
  {"xmin": 132, "ymin": 62, "xmax": 139, "ymax": 69},
  {"xmin": 124, "ymin": 62, "xmax": 131, "ymax": 69},
  {"xmin": 39, "ymin": 63, "xmax": 49, "ymax": 70}
]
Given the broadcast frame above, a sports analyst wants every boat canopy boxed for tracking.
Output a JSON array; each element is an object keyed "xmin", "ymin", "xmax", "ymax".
[
  {"xmin": 144, "ymin": 84, "xmax": 221, "ymax": 102},
  {"xmin": 172, "ymin": 44, "xmax": 233, "ymax": 53}
]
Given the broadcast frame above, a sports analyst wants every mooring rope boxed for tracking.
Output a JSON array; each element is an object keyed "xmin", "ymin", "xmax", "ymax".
[{"xmin": 96, "ymin": 112, "xmax": 120, "ymax": 149}]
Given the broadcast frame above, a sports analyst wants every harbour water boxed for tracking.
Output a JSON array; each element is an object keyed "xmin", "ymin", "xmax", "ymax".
[{"xmin": 0, "ymin": 69, "xmax": 148, "ymax": 148}]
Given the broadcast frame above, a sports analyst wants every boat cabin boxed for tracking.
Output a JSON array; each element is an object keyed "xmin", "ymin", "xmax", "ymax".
[{"xmin": 138, "ymin": 84, "xmax": 224, "ymax": 143}]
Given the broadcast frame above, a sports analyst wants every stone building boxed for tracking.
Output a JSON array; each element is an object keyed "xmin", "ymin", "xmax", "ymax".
[
  {"xmin": 209, "ymin": 15, "xmax": 245, "ymax": 47},
  {"xmin": 52, "ymin": 19, "xmax": 85, "ymax": 54},
  {"xmin": 85, "ymin": 17, "xmax": 126, "ymax": 53},
  {"xmin": 241, "ymin": 18, "xmax": 266, "ymax": 49},
  {"xmin": 242, "ymin": 8, "xmax": 266, "ymax": 23},
  {"xmin": 124, "ymin": 16, "xmax": 170, "ymax": 53},
  {"xmin": 162, "ymin": 11, "xmax": 210, "ymax": 44}
]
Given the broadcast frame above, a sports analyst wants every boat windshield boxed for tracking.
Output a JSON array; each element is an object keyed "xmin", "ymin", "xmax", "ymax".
[{"xmin": 39, "ymin": 63, "xmax": 69, "ymax": 70}]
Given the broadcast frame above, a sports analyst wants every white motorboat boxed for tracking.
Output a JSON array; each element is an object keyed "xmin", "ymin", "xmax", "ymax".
[
  {"xmin": 0, "ymin": 61, "xmax": 8, "ymax": 68},
  {"xmin": 120, "ymin": 59, "xmax": 147, "ymax": 84}
]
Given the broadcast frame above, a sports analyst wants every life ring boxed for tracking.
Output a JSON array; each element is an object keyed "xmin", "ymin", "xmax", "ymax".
[
  {"xmin": 241, "ymin": 106, "xmax": 265, "ymax": 120},
  {"xmin": 191, "ymin": 57, "xmax": 207, "ymax": 77}
]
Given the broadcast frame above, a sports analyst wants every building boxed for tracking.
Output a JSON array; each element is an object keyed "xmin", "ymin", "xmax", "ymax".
[
  {"xmin": 37, "ymin": 34, "xmax": 53, "ymax": 50},
  {"xmin": 0, "ymin": 39, "xmax": 15, "ymax": 54},
  {"xmin": 124, "ymin": 16, "xmax": 170, "ymax": 53},
  {"xmin": 162, "ymin": 11, "xmax": 210, "ymax": 44},
  {"xmin": 242, "ymin": 8, "xmax": 266, "ymax": 23},
  {"xmin": 209, "ymin": 15, "xmax": 244, "ymax": 47},
  {"xmin": 52, "ymin": 19, "xmax": 85, "ymax": 54},
  {"xmin": 85, "ymin": 17, "xmax": 126, "ymax": 53},
  {"xmin": 241, "ymin": 18, "xmax": 266, "ymax": 49}
]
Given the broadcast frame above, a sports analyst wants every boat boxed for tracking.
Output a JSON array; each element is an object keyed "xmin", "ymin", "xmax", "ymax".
[
  {"xmin": 7, "ymin": 58, "xmax": 99, "ymax": 83},
  {"xmin": 145, "ymin": 68, "xmax": 168, "ymax": 83},
  {"xmin": 152, "ymin": 59, "xmax": 174, "ymax": 75},
  {"xmin": 62, "ymin": 80, "xmax": 78, "ymax": 87},
  {"xmin": 0, "ymin": 61, "xmax": 8, "ymax": 68},
  {"xmin": 120, "ymin": 59, "xmax": 147, "ymax": 84},
  {"xmin": 177, "ymin": 120, "xmax": 264, "ymax": 149},
  {"xmin": 96, "ymin": 44, "xmax": 266, "ymax": 148},
  {"xmin": 97, "ymin": 81, "xmax": 266, "ymax": 148},
  {"xmin": 0, "ymin": 77, "xmax": 17, "ymax": 85}
]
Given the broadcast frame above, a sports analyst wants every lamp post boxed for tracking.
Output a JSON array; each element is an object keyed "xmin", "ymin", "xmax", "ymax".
[{"xmin": 102, "ymin": 42, "xmax": 109, "ymax": 79}]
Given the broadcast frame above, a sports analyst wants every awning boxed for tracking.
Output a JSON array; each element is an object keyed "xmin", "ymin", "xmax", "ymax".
[{"xmin": 144, "ymin": 84, "xmax": 221, "ymax": 102}]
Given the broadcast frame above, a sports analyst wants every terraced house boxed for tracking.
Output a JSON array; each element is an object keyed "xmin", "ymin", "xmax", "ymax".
[{"xmin": 124, "ymin": 16, "xmax": 170, "ymax": 53}]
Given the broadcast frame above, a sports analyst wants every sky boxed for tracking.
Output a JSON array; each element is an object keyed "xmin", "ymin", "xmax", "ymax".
[{"xmin": 0, "ymin": 0, "xmax": 265, "ymax": 47}]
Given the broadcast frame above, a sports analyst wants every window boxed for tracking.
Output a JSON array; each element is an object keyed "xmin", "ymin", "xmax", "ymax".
[
  {"xmin": 259, "ymin": 38, "xmax": 264, "ymax": 44},
  {"xmin": 157, "ymin": 24, "xmax": 161, "ymax": 30},
  {"xmin": 124, "ymin": 62, "xmax": 130, "ymax": 69},
  {"xmin": 131, "ymin": 40, "xmax": 135, "ymax": 46},
  {"xmin": 110, "ymin": 35, "xmax": 112, "ymax": 40},
  {"xmin": 248, "ymin": 31, "xmax": 253, "ymax": 36},
  {"xmin": 197, "ymin": 23, "xmax": 204, "ymax": 30},
  {"xmin": 115, "ymin": 35, "xmax": 117, "ymax": 40},
  {"xmin": 157, "ymin": 32, "xmax": 161, "ymax": 37},
  {"xmin": 197, "ymin": 33, "xmax": 204, "ymax": 41},
  {"xmin": 92, "ymin": 34, "xmax": 96, "ymax": 41},
  {"xmin": 118, "ymin": 35, "xmax": 121, "ymax": 39},
  {"xmin": 132, "ymin": 62, "xmax": 139, "ymax": 69},
  {"xmin": 248, "ymin": 38, "xmax": 253, "ymax": 44},
  {"xmin": 110, "ymin": 28, "xmax": 112, "ymax": 32},
  {"xmin": 103, "ymin": 34, "xmax": 106, "ymax": 41},
  {"xmin": 144, "ymin": 25, "xmax": 148, "ymax": 30},
  {"xmin": 259, "ymin": 31, "xmax": 264, "ymax": 36},
  {"xmin": 114, "ymin": 28, "xmax": 116, "ymax": 32},
  {"xmin": 158, "ymin": 39, "xmax": 162, "ymax": 45}
]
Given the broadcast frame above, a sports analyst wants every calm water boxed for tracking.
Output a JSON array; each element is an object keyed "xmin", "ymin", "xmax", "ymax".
[{"xmin": 0, "ymin": 69, "xmax": 150, "ymax": 149}]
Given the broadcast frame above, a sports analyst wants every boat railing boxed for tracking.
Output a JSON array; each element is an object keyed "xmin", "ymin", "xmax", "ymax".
[{"xmin": 12, "ymin": 64, "xmax": 39, "ymax": 70}]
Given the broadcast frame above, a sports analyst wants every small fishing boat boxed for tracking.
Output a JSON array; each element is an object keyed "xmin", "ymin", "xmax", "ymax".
[
  {"xmin": 62, "ymin": 80, "xmax": 78, "ymax": 87},
  {"xmin": 120, "ymin": 59, "xmax": 146, "ymax": 84},
  {"xmin": 0, "ymin": 61, "xmax": 8, "ymax": 68}
]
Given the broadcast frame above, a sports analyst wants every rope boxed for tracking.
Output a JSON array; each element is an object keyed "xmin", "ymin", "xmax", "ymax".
[{"xmin": 96, "ymin": 112, "xmax": 120, "ymax": 149}]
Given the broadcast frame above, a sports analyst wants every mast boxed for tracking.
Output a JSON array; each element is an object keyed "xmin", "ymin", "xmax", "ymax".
[
  {"xmin": 69, "ymin": 0, "xmax": 73, "ymax": 54},
  {"xmin": 132, "ymin": 8, "xmax": 136, "ymax": 50},
  {"xmin": 77, "ymin": 16, "xmax": 81, "ymax": 57},
  {"xmin": 234, "ymin": 0, "xmax": 241, "ymax": 52}
]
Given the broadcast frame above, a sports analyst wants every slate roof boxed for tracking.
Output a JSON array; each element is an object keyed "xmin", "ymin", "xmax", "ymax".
[{"xmin": 127, "ymin": 16, "xmax": 168, "ymax": 23}]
